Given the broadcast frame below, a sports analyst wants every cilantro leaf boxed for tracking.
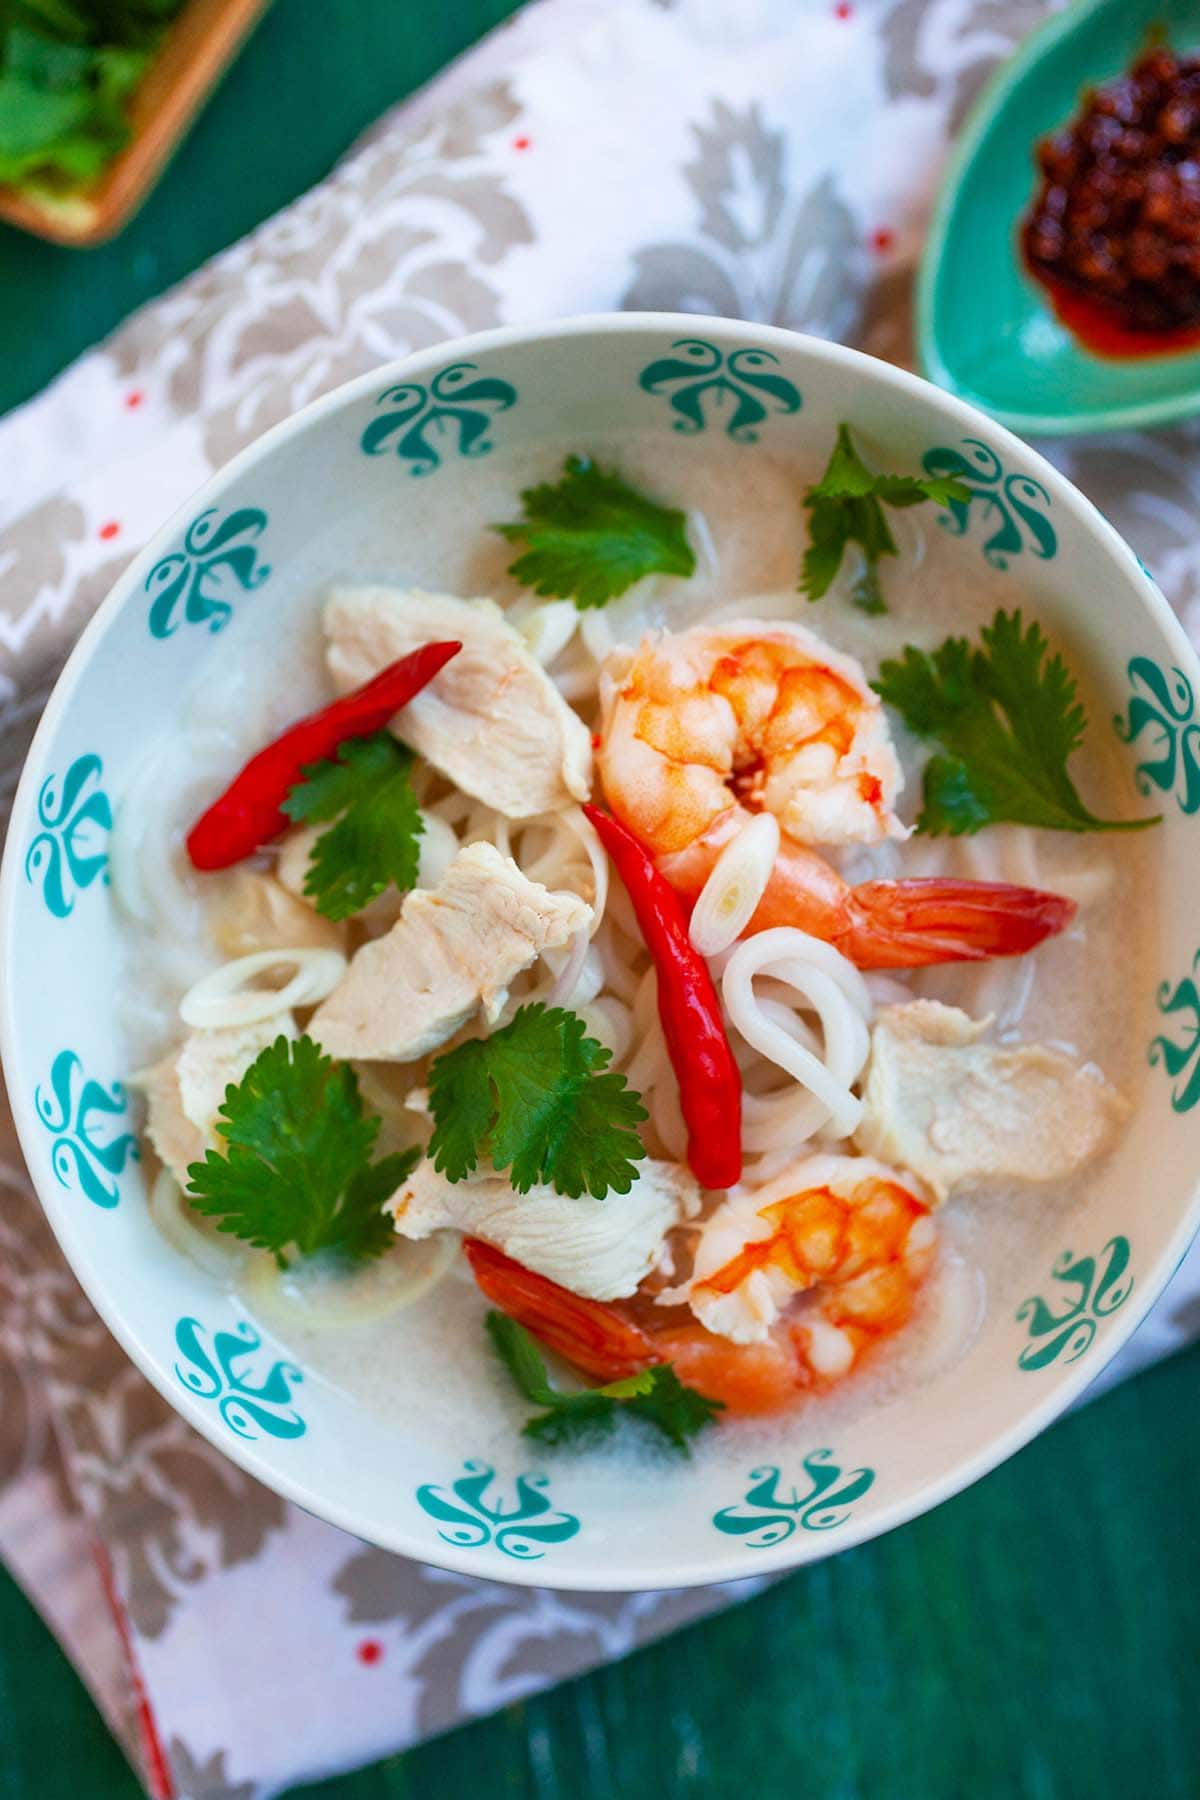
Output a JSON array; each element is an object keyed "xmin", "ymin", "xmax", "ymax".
[
  {"xmin": 186, "ymin": 1034, "xmax": 416, "ymax": 1265},
  {"xmin": 493, "ymin": 454, "xmax": 696, "ymax": 608},
  {"xmin": 0, "ymin": 5, "xmax": 179, "ymax": 194},
  {"xmin": 281, "ymin": 732, "xmax": 423, "ymax": 922},
  {"xmin": 875, "ymin": 608, "xmax": 1161, "ymax": 836},
  {"xmin": 800, "ymin": 423, "xmax": 970, "ymax": 613},
  {"xmin": 485, "ymin": 1312, "xmax": 721, "ymax": 1452},
  {"xmin": 427, "ymin": 1004, "xmax": 647, "ymax": 1199}
]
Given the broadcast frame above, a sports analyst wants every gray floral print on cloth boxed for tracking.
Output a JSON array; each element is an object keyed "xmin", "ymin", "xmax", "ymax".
[
  {"xmin": 106, "ymin": 81, "xmax": 533, "ymax": 471},
  {"xmin": 332, "ymin": 1544, "xmax": 761, "ymax": 1740},
  {"xmin": 167, "ymin": 1737, "xmax": 257, "ymax": 1800},
  {"xmin": 622, "ymin": 98, "xmax": 865, "ymax": 339},
  {"xmin": 0, "ymin": 1170, "xmax": 286, "ymax": 1639},
  {"xmin": 880, "ymin": 0, "xmax": 1055, "ymax": 131}
]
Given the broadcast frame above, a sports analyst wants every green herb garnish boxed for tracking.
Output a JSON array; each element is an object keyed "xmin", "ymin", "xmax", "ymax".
[
  {"xmin": 875, "ymin": 608, "xmax": 1160, "ymax": 836},
  {"xmin": 281, "ymin": 732, "xmax": 423, "ymax": 923},
  {"xmin": 186, "ymin": 1035, "xmax": 416, "ymax": 1266},
  {"xmin": 427, "ymin": 1003, "xmax": 647, "ymax": 1199},
  {"xmin": 493, "ymin": 454, "xmax": 696, "ymax": 608},
  {"xmin": 800, "ymin": 423, "xmax": 970, "ymax": 614},
  {"xmin": 0, "ymin": 3, "xmax": 184, "ymax": 193},
  {"xmin": 486, "ymin": 1311, "xmax": 722, "ymax": 1451}
]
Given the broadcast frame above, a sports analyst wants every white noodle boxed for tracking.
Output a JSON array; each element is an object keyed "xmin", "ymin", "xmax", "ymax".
[
  {"xmin": 179, "ymin": 947, "xmax": 347, "ymax": 1029},
  {"xmin": 721, "ymin": 929, "xmax": 873, "ymax": 1141},
  {"xmin": 689, "ymin": 812, "xmax": 780, "ymax": 957}
]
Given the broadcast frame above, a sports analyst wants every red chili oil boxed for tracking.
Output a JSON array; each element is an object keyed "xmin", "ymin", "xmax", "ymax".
[{"xmin": 1022, "ymin": 45, "xmax": 1200, "ymax": 360}]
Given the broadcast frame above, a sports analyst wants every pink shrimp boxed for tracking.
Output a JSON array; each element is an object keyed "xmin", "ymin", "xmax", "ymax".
[
  {"xmin": 464, "ymin": 1157, "xmax": 935, "ymax": 1416},
  {"xmin": 596, "ymin": 621, "xmax": 1075, "ymax": 968}
]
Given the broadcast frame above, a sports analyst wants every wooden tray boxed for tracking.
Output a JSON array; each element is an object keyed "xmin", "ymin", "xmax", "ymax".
[{"xmin": 0, "ymin": 0, "xmax": 271, "ymax": 247}]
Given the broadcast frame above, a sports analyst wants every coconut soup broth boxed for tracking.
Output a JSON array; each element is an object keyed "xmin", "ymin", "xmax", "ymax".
[{"xmin": 116, "ymin": 432, "xmax": 1157, "ymax": 1462}]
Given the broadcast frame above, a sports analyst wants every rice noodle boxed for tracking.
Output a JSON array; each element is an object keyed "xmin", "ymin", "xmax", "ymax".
[
  {"xmin": 689, "ymin": 813, "xmax": 780, "ymax": 957},
  {"xmin": 179, "ymin": 947, "xmax": 347, "ymax": 1029},
  {"xmin": 721, "ymin": 927, "xmax": 873, "ymax": 1142}
]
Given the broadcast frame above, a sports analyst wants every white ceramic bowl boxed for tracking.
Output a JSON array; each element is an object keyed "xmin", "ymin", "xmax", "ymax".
[{"xmin": 4, "ymin": 315, "xmax": 1199, "ymax": 1591}]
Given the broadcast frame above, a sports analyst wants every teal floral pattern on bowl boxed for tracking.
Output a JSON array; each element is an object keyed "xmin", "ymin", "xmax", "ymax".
[
  {"xmin": 1016, "ymin": 1237, "xmax": 1134, "ymax": 1369},
  {"xmin": 145, "ymin": 506, "xmax": 272, "ymax": 639},
  {"xmin": 360, "ymin": 361, "xmax": 518, "ymax": 474},
  {"xmin": 712, "ymin": 1452, "xmax": 875, "ymax": 1549},
  {"xmin": 415, "ymin": 1460, "xmax": 580, "ymax": 1560},
  {"xmin": 638, "ymin": 339, "xmax": 802, "ymax": 441},
  {"xmin": 173, "ymin": 1317, "xmax": 305, "ymax": 1441},
  {"xmin": 1151, "ymin": 952, "xmax": 1200, "ymax": 1113},
  {"xmin": 35, "ymin": 1049, "xmax": 137, "ymax": 1210},
  {"xmin": 1114, "ymin": 658, "xmax": 1200, "ymax": 816},
  {"xmin": 23, "ymin": 752, "xmax": 111, "ymax": 918},
  {"xmin": 921, "ymin": 440, "xmax": 1056, "ymax": 568}
]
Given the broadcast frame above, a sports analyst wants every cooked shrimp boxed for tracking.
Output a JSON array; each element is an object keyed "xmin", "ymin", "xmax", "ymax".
[
  {"xmin": 596, "ymin": 621, "xmax": 1075, "ymax": 968},
  {"xmin": 682, "ymin": 1153, "xmax": 935, "ymax": 1354},
  {"xmin": 464, "ymin": 1152, "xmax": 935, "ymax": 1417}
]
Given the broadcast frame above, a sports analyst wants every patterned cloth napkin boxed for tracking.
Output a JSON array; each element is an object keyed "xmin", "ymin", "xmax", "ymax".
[{"xmin": 4, "ymin": 1, "xmax": 1200, "ymax": 1794}]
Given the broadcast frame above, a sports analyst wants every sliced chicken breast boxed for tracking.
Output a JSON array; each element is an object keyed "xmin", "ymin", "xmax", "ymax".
[
  {"xmin": 137, "ymin": 1015, "xmax": 296, "ymax": 1187},
  {"xmin": 323, "ymin": 586, "xmax": 592, "ymax": 818},
  {"xmin": 388, "ymin": 1158, "xmax": 699, "ymax": 1300},
  {"xmin": 854, "ymin": 1000, "xmax": 1127, "ymax": 1204},
  {"xmin": 308, "ymin": 842, "xmax": 591, "ymax": 1063}
]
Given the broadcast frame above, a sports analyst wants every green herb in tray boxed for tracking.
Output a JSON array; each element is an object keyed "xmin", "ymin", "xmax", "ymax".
[{"xmin": 0, "ymin": 1, "xmax": 185, "ymax": 193}]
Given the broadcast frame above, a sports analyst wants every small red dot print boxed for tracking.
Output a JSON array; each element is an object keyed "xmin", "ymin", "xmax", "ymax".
[
  {"xmin": 512, "ymin": 134, "xmax": 531, "ymax": 151},
  {"xmin": 870, "ymin": 227, "xmax": 896, "ymax": 256},
  {"xmin": 124, "ymin": 389, "xmax": 144, "ymax": 410},
  {"xmin": 833, "ymin": 2, "xmax": 853, "ymax": 18},
  {"xmin": 357, "ymin": 1640, "xmax": 384, "ymax": 1666},
  {"xmin": 98, "ymin": 521, "xmax": 120, "ymax": 541}
]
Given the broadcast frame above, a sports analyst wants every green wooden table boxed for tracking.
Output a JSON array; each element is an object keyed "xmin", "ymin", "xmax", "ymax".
[{"xmin": 2, "ymin": 6, "xmax": 1198, "ymax": 1796}]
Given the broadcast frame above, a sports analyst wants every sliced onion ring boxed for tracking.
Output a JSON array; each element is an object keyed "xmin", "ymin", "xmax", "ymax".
[
  {"xmin": 689, "ymin": 812, "xmax": 781, "ymax": 957},
  {"xmin": 240, "ymin": 1233, "xmax": 457, "ymax": 1332},
  {"xmin": 179, "ymin": 946, "xmax": 347, "ymax": 1029}
]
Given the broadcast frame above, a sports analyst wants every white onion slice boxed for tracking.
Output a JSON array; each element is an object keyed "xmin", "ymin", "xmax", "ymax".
[
  {"xmin": 520, "ymin": 600, "xmax": 579, "ymax": 666},
  {"xmin": 416, "ymin": 811, "xmax": 459, "ymax": 889},
  {"xmin": 179, "ymin": 947, "xmax": 346, "ymax": 1029},
  {"xmin": 689, "ymin": 813, "xmax": 780, "ymax": 957},
  {"xmin": 149, "ymin": 1167, "xmax": 243, "ymax": 1277},
  {"xmin": 241, "ymin": 1233, "xmax": 457, "ymax": 1332}
]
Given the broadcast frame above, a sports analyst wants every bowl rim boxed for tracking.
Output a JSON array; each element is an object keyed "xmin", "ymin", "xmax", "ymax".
[
  {"xmin": 915, "ymin": 0, "xmax": 1200, "ymax": 438},
  {"xmin": 4, "ymin": 309, "xmax": 1200, "ymax": 1591}
]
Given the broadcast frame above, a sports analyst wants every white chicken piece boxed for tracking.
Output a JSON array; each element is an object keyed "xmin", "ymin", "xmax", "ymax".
[
  {"xmin": 137, "ymin": 1015, "xmax": 296, "ymax": 1187},
  {"xmin": 207, "ymin": 867, "xmax": 346, "ymax": 958},
  {"xmin": 854, "ymin": 1000, "xmax": 1127, "ymax": 1204},
  {"xmin": 388, "ymin": 1158, "xmax": 700, "ymax": 1301},
  {"xmin": 308, "ymin": 842, "xmax": 591, "ymax": 1063},
  {"xmin": 323, "ymin": 586, "xmax": 592, "ymax": 818}
]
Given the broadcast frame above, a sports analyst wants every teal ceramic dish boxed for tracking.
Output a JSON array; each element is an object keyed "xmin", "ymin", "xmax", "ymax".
[
  {"xmin": 918, "ymin": 0, "xmax": 1200, "ymax": 436},
  {"xmin": 3, "ymin": 315, "xmax": 1200, "ymax": 1589}
]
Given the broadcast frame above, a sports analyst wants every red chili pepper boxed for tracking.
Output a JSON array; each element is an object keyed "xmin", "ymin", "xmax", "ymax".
[
  {"xmin": 186, "ymin": 640, "xmax": 461, "ymax": 870},
  {"xmin": 583, "ymin": 804, "xmax": 742, "ymax": 1191}
]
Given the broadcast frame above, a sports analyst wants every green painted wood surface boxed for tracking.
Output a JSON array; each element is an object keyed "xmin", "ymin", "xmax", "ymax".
[
  {"xmin": 1, "ymin": 1340, "xmax": 1198, "ymax": 1799},
  {"xmin": 2, "ymin": 4, "xmax": 1198, "ymax": 1796}
]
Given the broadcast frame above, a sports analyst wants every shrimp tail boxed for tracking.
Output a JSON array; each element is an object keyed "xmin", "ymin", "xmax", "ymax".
[
  {"xmin": 465, "ymin": 1239, "xmax": 806, "ymax": 1414},
  {"xmin": 837, "ymin": 877, "xmax": 1077, "ymax": 969},
  {"xmin": 463, "ymin": 1238, "xmax": 660, "ymax": 1382}
]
